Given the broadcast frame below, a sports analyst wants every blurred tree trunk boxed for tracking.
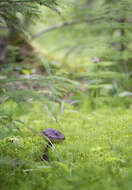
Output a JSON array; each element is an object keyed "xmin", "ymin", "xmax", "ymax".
[
  {"xmin": 119, "ymin": 18, "xmax": 125, "ymax": 52},
  {"xmin": 118, "ymin": 17, "xmax": 127, "ymax": 72},
  {"xmin": 0, "ymin": 13, "xmax": 34, "ymax": 64},
  {"xmin": 0, "ymin": 37, "xmax": 7, "ymax": 63}
]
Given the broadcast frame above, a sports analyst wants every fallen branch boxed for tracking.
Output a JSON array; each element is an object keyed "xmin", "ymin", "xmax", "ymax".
[{"xmin": 32, "ymin": 19, "xmax": 88, "ymax": 39}]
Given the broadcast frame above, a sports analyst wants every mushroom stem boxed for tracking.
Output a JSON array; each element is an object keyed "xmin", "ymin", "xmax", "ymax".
[{"xmin": 42, "ymin": 142, "xmax": 52, "ymax": 161}]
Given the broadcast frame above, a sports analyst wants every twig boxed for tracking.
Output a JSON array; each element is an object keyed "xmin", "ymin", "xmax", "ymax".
[{"xmin": 32, "ymin": 19, "xmax": 88, "ymax": 39}]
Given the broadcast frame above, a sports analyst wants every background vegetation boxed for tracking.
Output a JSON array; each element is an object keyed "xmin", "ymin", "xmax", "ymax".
[{"xmin": 1, "ymin": 0, "xmax": 132, "ymax": 189}]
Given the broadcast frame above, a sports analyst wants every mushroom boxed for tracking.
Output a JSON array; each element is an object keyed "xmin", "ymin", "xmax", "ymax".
[{"xmin": 42, "ymin": 128, "xmax": 65, "ymax": 161}]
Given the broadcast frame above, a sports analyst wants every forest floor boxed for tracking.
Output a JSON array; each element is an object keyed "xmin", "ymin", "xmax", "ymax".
[
  {"xmin": 1, "ymin": 100, "xmax": 132, "ymax": 190},
  {"xmin": 1, "ymin": 42, "xmax": 132, "ymax": 189}
]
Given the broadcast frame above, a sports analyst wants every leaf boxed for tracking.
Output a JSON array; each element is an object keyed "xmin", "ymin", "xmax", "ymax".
[
  {"xmin": 84, "ymin": 84, "xmax": 113, "ymax": 89},
  {"xmin": 74, "ymin": 71, "xmax": 123, "ymax": 79}
]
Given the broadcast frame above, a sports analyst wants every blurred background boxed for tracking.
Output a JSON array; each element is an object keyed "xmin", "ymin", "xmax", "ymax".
[
  {"xmin": 1, "ymin": 1, "xmax": 132, "ymax": 190},
  {"xmin": 1, "ymin": 0, "xmax": 132, "ymax": 108}
]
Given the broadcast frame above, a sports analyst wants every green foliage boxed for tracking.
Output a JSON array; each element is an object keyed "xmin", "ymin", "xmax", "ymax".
[
  {"xmin": 0, "ymin": 0, "xmax": 58, "ymax": 29},
  {"xmin": 0, "ymin": 74, "xmax": 79, "ymax": 102},
  {"xmin": 1, "ymin": 101, "xmax": 132, "ymax": 189},
  {"xmin": 1, "ymin": 1, "xmax": 132, "ymax": 188},
  {"xmin": 31, "ymin": 0, "xmax": 132, "ymax": 93}
]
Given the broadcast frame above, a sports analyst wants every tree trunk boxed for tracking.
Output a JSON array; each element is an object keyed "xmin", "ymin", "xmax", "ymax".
[{"xmin": 0, "ymin": 37, "xmax": 8, "ymax": 63}]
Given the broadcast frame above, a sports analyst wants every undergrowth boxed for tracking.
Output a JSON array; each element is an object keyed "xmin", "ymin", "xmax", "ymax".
[{"xmin": 1, "ymin": 100, "xmax": 132, "ymax": 190}]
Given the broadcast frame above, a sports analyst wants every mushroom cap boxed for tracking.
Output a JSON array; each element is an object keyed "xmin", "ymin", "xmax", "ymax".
[{"xmin": 42, "ymin": 129, "xmax": 65, "ymax": 143}]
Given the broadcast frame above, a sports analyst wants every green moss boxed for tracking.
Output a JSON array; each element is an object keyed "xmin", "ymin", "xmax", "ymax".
[{"xmin": 1, "ymin": 101, "xmax": 132, "ymax": 190}]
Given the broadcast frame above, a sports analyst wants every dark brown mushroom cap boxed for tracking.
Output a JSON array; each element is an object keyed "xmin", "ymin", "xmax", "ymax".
[{"xmin": 42, "ymin": 129, "xmax": 65, "ymax": 143}]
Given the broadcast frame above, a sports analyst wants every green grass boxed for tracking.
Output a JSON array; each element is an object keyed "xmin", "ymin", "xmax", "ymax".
[{"xmin": 1, "ymin": 101, "xmax": 132, "ymax": 190}]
